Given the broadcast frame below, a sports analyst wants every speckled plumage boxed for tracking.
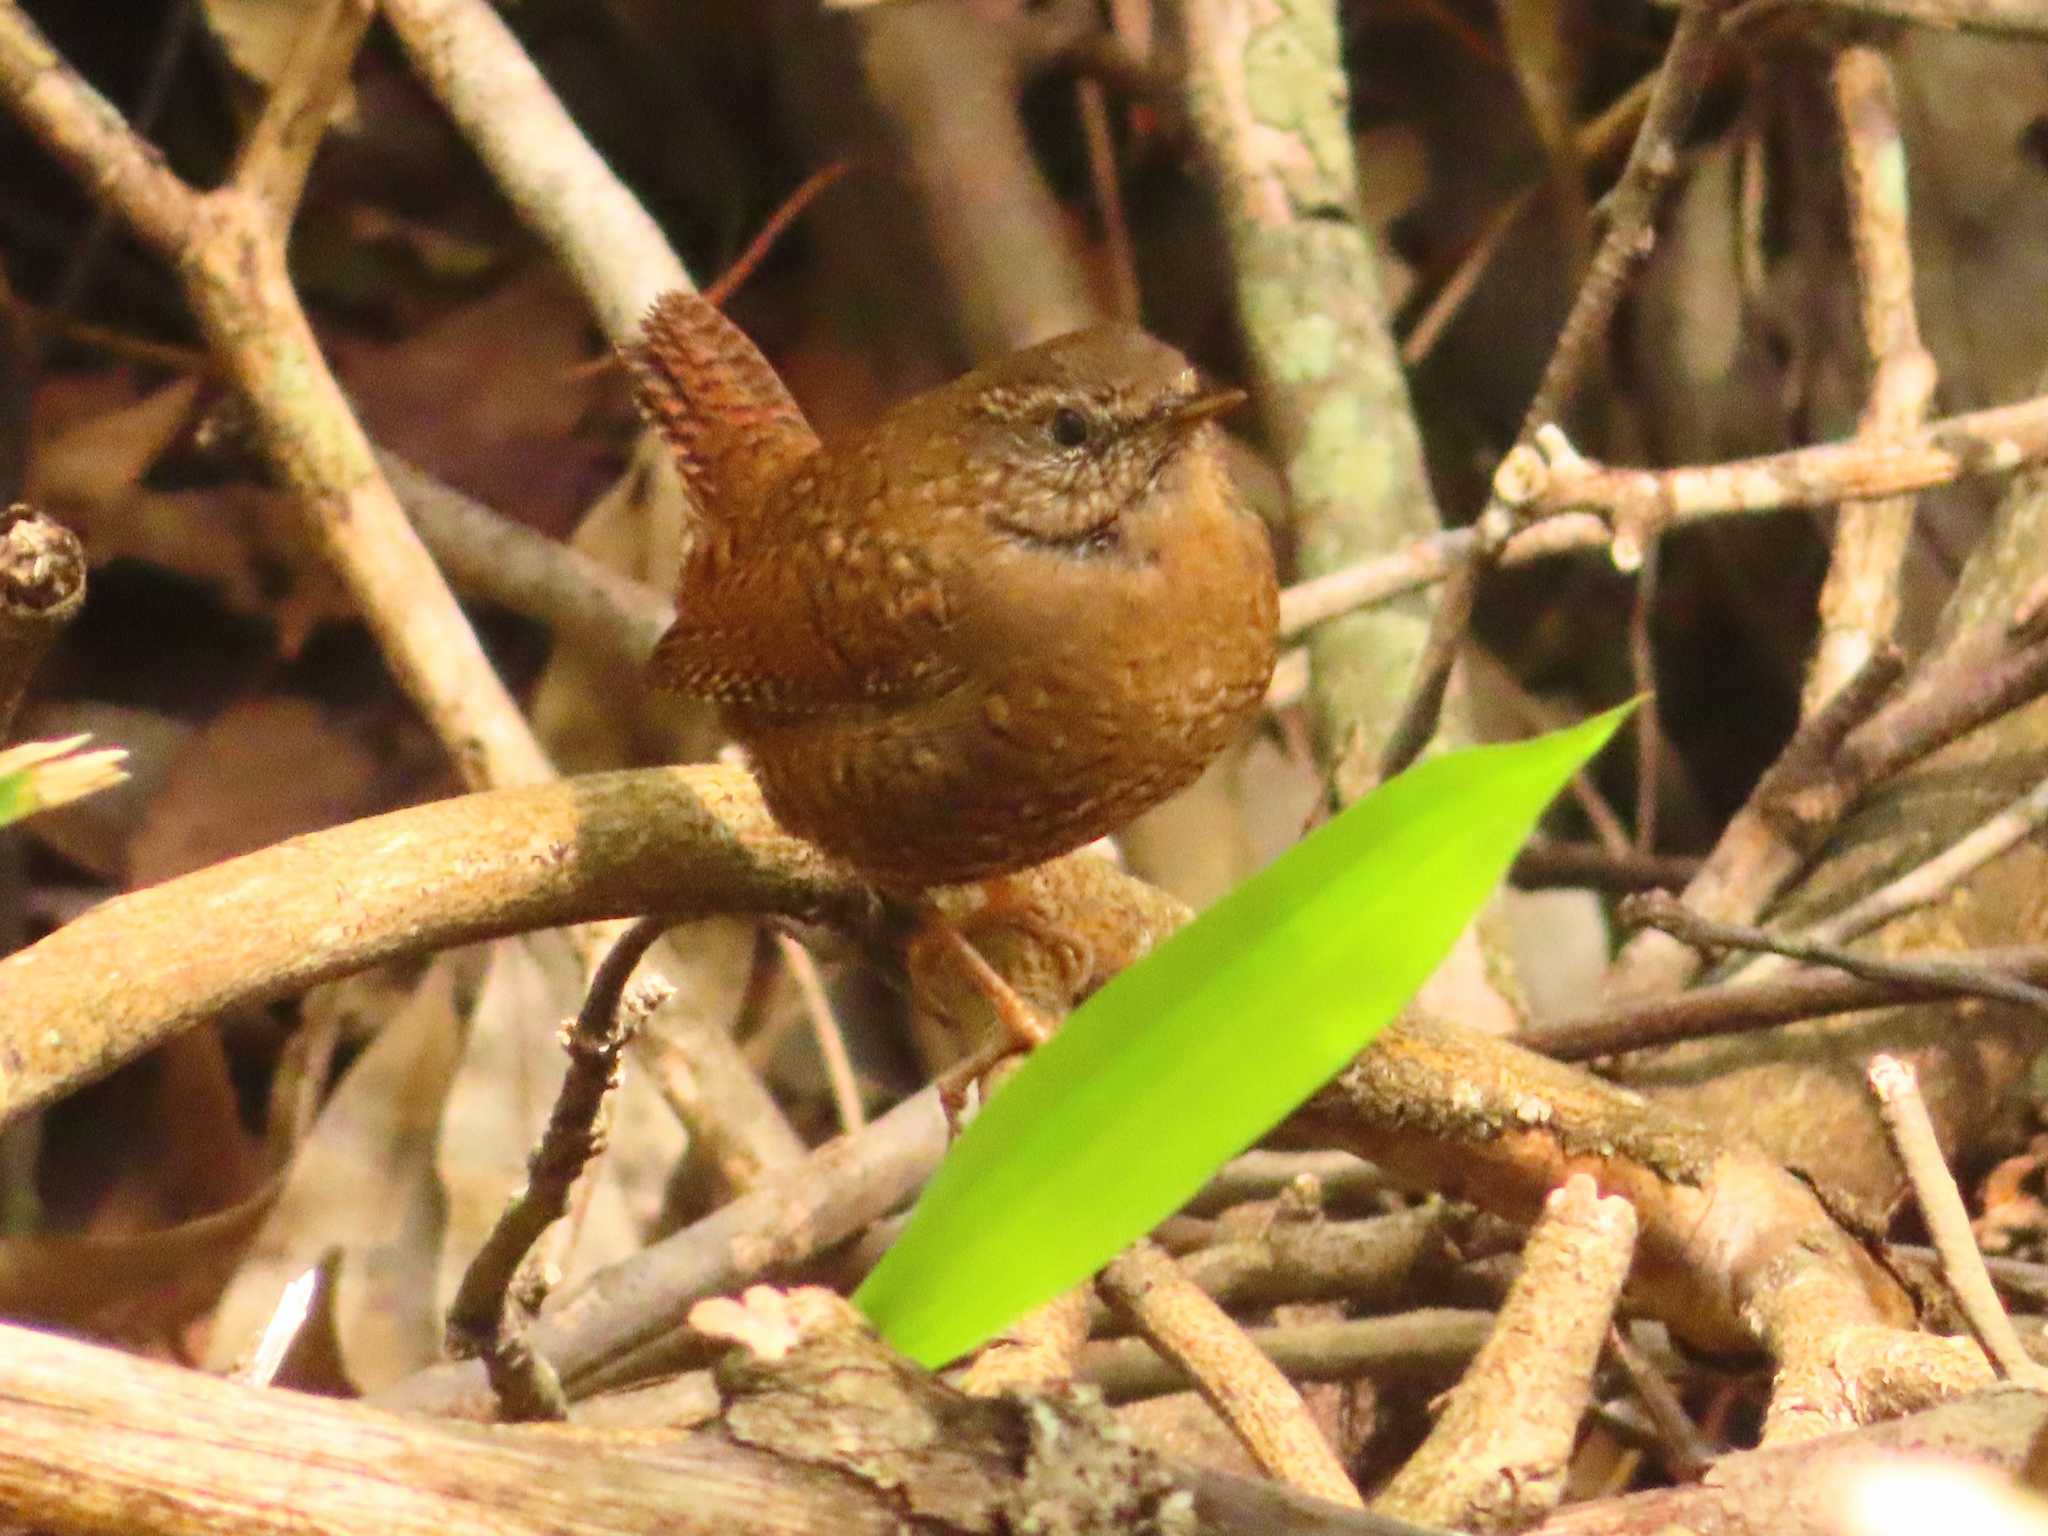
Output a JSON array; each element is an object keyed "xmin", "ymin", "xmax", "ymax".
[{"xmin": 628, "ymin": 290, "xmax": 1279, "ymax": 891}]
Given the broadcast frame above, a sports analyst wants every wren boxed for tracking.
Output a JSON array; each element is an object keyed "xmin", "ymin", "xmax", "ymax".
[{"xmin": 628, "ymin": 291, "xmax": 1279, "ymax": 897}]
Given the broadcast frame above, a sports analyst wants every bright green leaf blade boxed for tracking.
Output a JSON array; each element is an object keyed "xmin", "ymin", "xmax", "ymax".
[
  {"xmin": 0, "ymin": 734, "xmax": 128, "ymax": 827},
  {"xmin": 855, "ymin": 703, "xmax": 1635, "ymax": 1367}
]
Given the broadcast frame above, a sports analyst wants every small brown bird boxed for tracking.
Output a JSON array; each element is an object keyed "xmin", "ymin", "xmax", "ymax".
[{"xmin": 628, "ymin": 290, "xmax": 1278, "ymax": 907}]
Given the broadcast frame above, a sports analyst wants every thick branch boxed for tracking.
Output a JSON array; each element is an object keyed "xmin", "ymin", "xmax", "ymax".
[
  {"xmin": 0, "ymin": 1313, "xmax": 1428, "ymax": 1536},
  {"xmin": 0, "ymin": 766, "xmax": 852, "ymax": 1123},
  {"xmin": 1175, "ymin": 0, "xmax": 1443, "ymax": 791}
]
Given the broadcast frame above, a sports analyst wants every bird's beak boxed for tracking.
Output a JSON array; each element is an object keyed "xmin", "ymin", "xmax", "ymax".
[{"xmin": 1166, "ymin": 386, "xmax": 1248, "ymax": 427}]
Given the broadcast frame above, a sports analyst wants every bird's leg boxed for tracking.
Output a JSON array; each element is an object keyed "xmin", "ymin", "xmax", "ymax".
[
  {"xmin": 962, "ymin": 874, "xmax": 1098, "ymax": 1000},
  {"xmin": 909, "ymin": 907, "xmax": 1057, "ymax": 1051},
  {"xmin": 905, "ymin": 876, "xmax": 1103, "ymax": 1053}
]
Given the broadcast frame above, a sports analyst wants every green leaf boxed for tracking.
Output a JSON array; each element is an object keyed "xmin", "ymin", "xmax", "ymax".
[
  {"xmin": 0, "ymin": 735, "xmax": 128, "ymax": 827},
  {"xmin": 854, "ymin": 703, "xmax": 1635, "ymax": 1367}
]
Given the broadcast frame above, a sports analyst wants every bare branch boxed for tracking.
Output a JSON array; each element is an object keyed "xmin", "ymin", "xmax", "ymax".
[
  {"xmin": 1497, "ymin": 393, "xmax": 2048, "ymax": 557},
  {"xmin": 1806, "ymin": 46, "xmax": 1936, "ymax": 711},
  {"xmin": 382, "ymin": 0, "xmax": 692, "ymax": 344},
  {"xmin": 1622, "ymin": 889, "xmax": 2048, "ymax": 1015},
  {"xmin": 0, "ymin": 3, "xmax": 195, "ymax": 256},
  {"xmin": 1101, "ymin": 1239, "xmax": 1363, "ymax": 1509},
  {"xmin": 1377, "ymin": 1177, "xmax": 1636, "ymax": 1532},
  {"xmin": 1868, "ymin": 1055, "xmax": 2048, "ymax": 1389},
  {"xmin": 230, "ymin": 0, "xmax": 374, "ymax": 226}
]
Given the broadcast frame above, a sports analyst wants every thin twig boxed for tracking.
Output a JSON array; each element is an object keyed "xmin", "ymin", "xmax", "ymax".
[
  {"xmin": 1376, "ymin": 534, "xmax": 1486, "ymax": 781},
  {"xmin": 1383, "ymin": 0, "xmax": 1738, "ymax": 770},
  {"xmin": 447, "ymin": 915, "xmax": 673, "ymax": 1419},
  {"xmin": 699, "ymin": 163, "xmax": 850, "ymax": 311},
  {"xmin": 14, "ymin": 0, "xmax": 193, "ymax": 409},
  {"xmin": 1099, "ymin": 1239, "xmax": 1364, "ymax": 1508},
  {"xmin": 378, "ymin": 1081, "xmax": 956, "ymax": 1418},
  {"xmin": 1080, "ymin": 1308, "xmax": 1495, "ymax": 1405},
  {"xmin": 1399, "ymin": 72, "xmax": 1654, "ymax": 368},
  {"xmin": 1273, "ymin": 514, "xmax": 1607, "ymax": 638},
  {"xmin": 1628, "ymin": 533, "xmax": 1663, "ymax": 851},
  {"xmin": 1607, "ymin": 1323, "xmax": 1715, "ymax": 1482},
  {"xmin": 1496, "ymin": 389, "xmax": 2048, "ymax": 558},
  {"xmin": 1512, "ymin": 837, "xmax": 1700, "ymax": 893},
  {"xmin": 230, "ymin": 0, "xmax": 373, "ymax": 227},
  {"xmin": 0, "ymin": 9, "xmax": 195, "ymax": 255},
  {"xmin": 1867, "ymin": 1054, "xmax": 2048, "ymax": 1389},
  {"xmin": 1468, "ymin": 648, "xmax": 1635, "ymax": 855},
  {"xmin": 1622, "ymin": 890, "xmax": 2048, "ymax": 1014},
  {"xmin": 1740, "ymin": 770, "xmax": 2048, "ymax": 985},
  {"xmin": 1075, "ymin": 79, "xmax": 1140, "ymax": 323},
  {"xmin": 1527, "ymin": 943, "xmax": 2048, "ymax": 1060},
  {"xmin": 1517, "ymin": 0, "xmax": 1737, "ymax": 437},
  {"xmin": 1605, "ymin": 605, "xmax": 2048, "ymax": 998},
  {"xmin": 775, "ymin": 933, "xmax": 865, "ymax": 1134},
  {"xmin": 1805, "ymin": 47, "xmax": 1934, "ymax": 714}
]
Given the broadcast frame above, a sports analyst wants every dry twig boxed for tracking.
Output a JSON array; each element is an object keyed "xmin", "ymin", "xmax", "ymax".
[
  {"xmin": 1868, "ymin": 1055, "xmax": 2048, "ymax": 1390},
  {"xmin": 1496, "ymin": 392, "xmax": 2048, "ymax": 564},
  {"xmin": 1609, "ymin": 603, "xmax": 2048, "ymax": 998},
  {"xmin": 1527, "ymin": 942, "xmax": 2048, "ymax": 1060},
  {"xmin": 1381, "ymin": 0, "xmax": 1741, "ymax": 768},
  {"xmin": 1805, "ymin": 47, "xmax": 1935, "ymax": 712},
  {"xmin": 775, "ymin": 934, "xmax": 866, "ymax": 1135},
  {"xmin": 1622, "ymin": 890, "xmax": 2048, "ymax": 1015},
  {"xmin": 0, "ymin": 0, "xmax": 554, "ymax": 792},
  {"xmin": 1739, "ymin": 771, "xmax": 2048, "ymax": 985},
  {"xmin": 380, "ymin": 0, "xmax": 688, "ymax": 343},
  {"xmin": 446, "ymin": 916, "xmax": 673, "ymax": 1420},
  {"xmin": 1376, "ymin": 1176, "xmax": 1637, "ymax": 1532},
  {"xmin": 1081, "ymin": 1308, "xmax": 1494, "ymax": 1404},
  {"xmin": 1100, "ymin": 1238, "xmax": 1364, "ymax": 1508}
]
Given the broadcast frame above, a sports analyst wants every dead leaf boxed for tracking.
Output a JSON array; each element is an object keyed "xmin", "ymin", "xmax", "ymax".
[
  {"xmin": 205, "ymin": 953, "xmax": 473, "ymax": 1388},
  {"xmin": 0, "ymin": 1183, "xmax": 277, "ymax": 1337},
  {"xmin": 28, "ymin": 375, "xmax": 200, "ymax": 509},
  {"xmin": 329, "ymin": 265, "xmax": 615, "ymax": 538},
  {"xmin": 126, "ymin": 696, "xmax": 383, "ymax": 887}
]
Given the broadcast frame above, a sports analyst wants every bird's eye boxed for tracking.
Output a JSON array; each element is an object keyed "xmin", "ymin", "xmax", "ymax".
[{"xmin": 1048, "ymin": 407, "xmax": 1092, "ymax": 450}]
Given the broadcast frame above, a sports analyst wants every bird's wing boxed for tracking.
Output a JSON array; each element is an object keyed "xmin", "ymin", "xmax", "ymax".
[
  {"xmin": 633, "ymin": 293, "xmax": 966, "ymax": 711},
  {"xmin": 650, "ymin": 525, "xmax": 862, "ymax": 708},
  {"xmin": 652, "ymin": 516, "xmax": 968, "ymax": 710},
  {"xmin": 624, "ymin": 290, "xmax": 820, "ymax": 520}
]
